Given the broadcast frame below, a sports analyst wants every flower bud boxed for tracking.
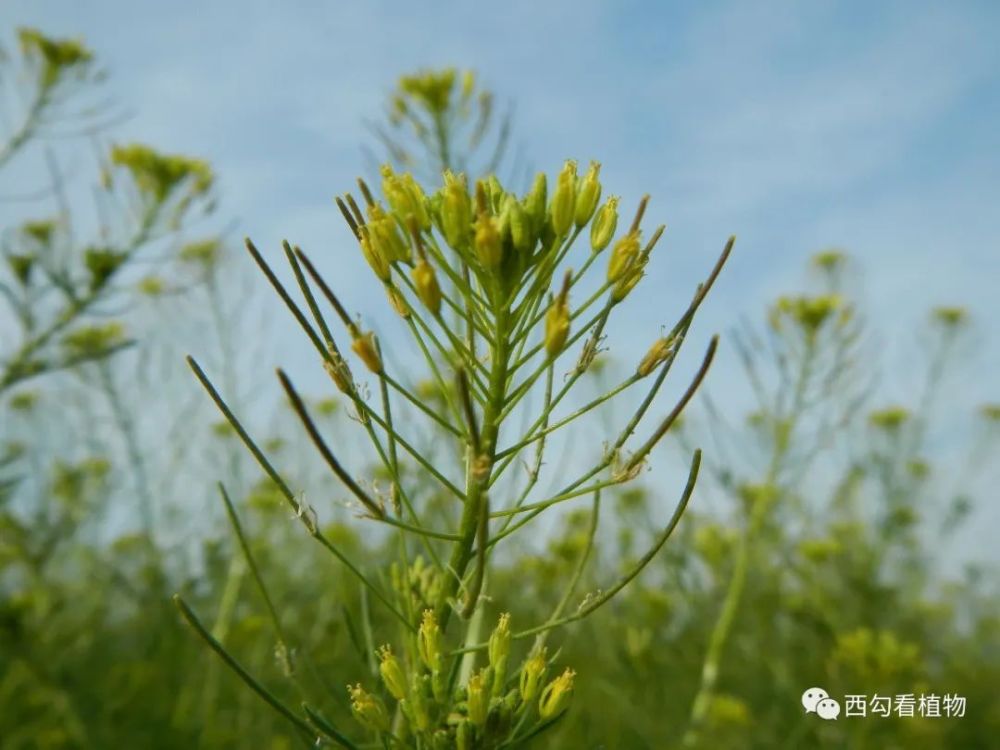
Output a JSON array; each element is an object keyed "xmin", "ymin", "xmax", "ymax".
[
  {"xmin": 488, "ymin": 612, "xmax": 511, "ymax": 670},
  {"xmin": 461, "ymin": 70, "xmax": 475, "ymax": 101},
  {"xmin": 406, "ymin": 673, "xmax": 432, "ymax": 731},
  {"xmin": 381, "ymin": 165, "xmax": 430, "ymax": 230},
  {"xmin": 607, "ymin": 230, "xmax": 640, "ymax": 282},
  {"xmin": 418, "ymin": 609, "xmax": 442, "ymax": 672},
  {"xmin": 485, "ymin": 175, "xmax": 504, "ymax": 212},
  {"xmin": 386, "ymin": 285, "xmax": 410, "ymax": 318},
  {"xmin": 351, "ymin": 330, "xmax": 383, "ymax": 374},
  {"xmin": 524, "ymin": 172, "xmax": 547, "ymax": 233},
  {"xmin": 456, "ymin": 719, "xmax": 472, "ymax": 750},
  {"xmin": 538, "ymin": 668, "xmax": 575, "ymax": 719},
  {"xmin": 590, "ymin": 196, "xmax": 619, "ymax": 252},
  {"xmin": 574, "ymin": 161, "xmax": 601, "ymax": 228},
  {"xmin": 489, "ymin": 613, "xmax": 512, "ymax": 696},
  {"xmin": 467, "ymin": 668, "xmax": 489, "ymax": 727},
  {"xmin": 324, "ymin": 347, "xmax": 354, "ymax": 393},
  {"xmin": 411, "ymin": 257, "xmax": 442, "ymax": 315},
  {"xmin": 474, "ymin": 213, "xmax": 503, "ymax": 268},
  {"xmin": 637, "ymin": 335, "xmax": 675, "ymax": 377},
  {"xmin": 507, "ymin": 198, "xmax": 533, "ymax": 254},
  {"xmin": 544, "ymin": 274, "xmax": 572, "ymax": 358},
  {"xmin": 348, "ymin": 683, "xmax": 391, "ymax": 732},
  {"xmin": 550, "ymin": 160, "xmax": 577, "ymax": 237},
  {"xmin": 441, "ymin": 171, "xmax": 472, "ymax": 250},
  {"xmin": 519, "ymin": 648, "xmax": 548, "ymax": 704},
  {"xmin": 612, "ymin": 257, "xmax": 646, "ymax": 303},
  {"xmin": 359, "ymin": 229, "xmax": 391, "ymax": 282},
  {"xmin": 377, "ymin": 645, "xmax": 407, "ymax": 701},
  {"xmin": 367, "ymin": 203, "xmax": 411, "ymax": 264}
]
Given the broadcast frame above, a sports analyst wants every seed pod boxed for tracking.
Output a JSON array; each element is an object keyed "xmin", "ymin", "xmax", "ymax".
[
  {"xmin": 550, "ymin": 160, "xmax": 577, "ymax": 237},
  {"xmin": 456, "ymin": 719, "xmax": 472, "ymax": 750},
  {"xmin": 351, "ymin": 330, "xmax": 383, "ymax": 374},
  {"xmin": 575, "ymin": 161, "xmax": 601, "ymax": 227},
  {"xmin": 538, "ymin": 668, "xmax": 576, "ymax": 719},
  {"xmin": 607, "ymin": 230, "xmax": 640, "ymax": 282},
  {"xmin": 377, "ymin": 646, "xmax": 407, "ymax": 701},
  {"xmin": 412, "ymin": 257, "xmax": 442, "ymax": 315},
  {"xmin": 590, "ymin": 196, "xmax": 619, "ymax": 252}
]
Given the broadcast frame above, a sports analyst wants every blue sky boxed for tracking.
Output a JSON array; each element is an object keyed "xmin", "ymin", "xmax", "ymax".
[{"xmin": 3, "ymin": 1, "xmax": 999, "ymax": 564}]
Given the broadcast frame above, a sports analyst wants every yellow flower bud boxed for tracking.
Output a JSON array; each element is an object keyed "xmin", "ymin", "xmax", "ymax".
[
  {"xmin": 381, "ymin": 165, "xmax": 430, "ymax": 230},
  {"xmin": 612, "ymin": 257, "xmax": 647, "ymax": 302},
  {"xmin": 519, "ymin": 648, "xmax": 547, "ymax": 704},
  {"xmin": 411, "ymin": 257, "xmax": 442, "ymax": 315},
  {"xmin": 524, "ymin": 172, "xmax": 547, "ymax": 233},
  {"xmin": 461, "ymin": 70, "xmax": 475, "ymax": 101},
  {"xmin": 550, "ymin": 160, "xmax": 577, "ymax": 237},
  {"xmin": 377, "ymin": 645, "xmax": 407, "ymax": 701},
  {"xmin": 574, "ymin": 161, "xmax": 601, "ymax": 228},
  {"xmin": 474, "ymin": 213, "xmax": 503, "ymax": 268},
  {"xmin": 544, "ymin": 276, "xmax": 572, "ymax": 358},
  {"xmin": 386, "ymin": 285, "xmax": 410, "ymax": 318},
  {"xmin": 323, "ymin": 347, "xmax": 354, "ymax": 393},
  {"xmin": 607, "ymin": 230, "xmax": 640, "ymax": 282},
  {"xmin": 359, "ymin": 229, "xmax": 391, "ymax": 282},
  {"xmin": 348, "ymin": 683, "xmax": 391, "ymax": 732},
  {"xmin": 367, "ymin": 203, "xmax": 410, "ymax": 264},
  {"xmin": 637, "ymin": 336, "xmax": 675, "ymax": 377},
  {"xmin": 538, "ymin": 668, "xmax": 575, "ymax": 719},
  {"xmin": 489, "ymin": 613, "xmax": 511, "ymax": 696},
  {"xmin": 418, "ymin": 609, "xmax": 442, "ymax": 672},
  {"xmin": 407, "ymin": 673, "xmax": 432, "ymax": 731},
  {"xmin": 441, "ymin": 171, "xmax": 472, "ymax": 250},
  {"xmin": 467, "ymin": 668, "xmax": 489, "ymax": 727},
  {"xmin": 351, "ymin": 330, "xmax": 383, "ymax": 374},
  {"xmin": 507, "ymin": 198, "xmax": 533, "ymax": 254},
  {"xmin": 590, "ymin": 196, "xmax": 619, "ymax": 252}
]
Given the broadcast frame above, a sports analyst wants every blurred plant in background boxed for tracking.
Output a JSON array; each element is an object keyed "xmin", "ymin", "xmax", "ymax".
[{"xmin": 1, "ymin": 27, "xmax": 997, "ymax": 750}]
